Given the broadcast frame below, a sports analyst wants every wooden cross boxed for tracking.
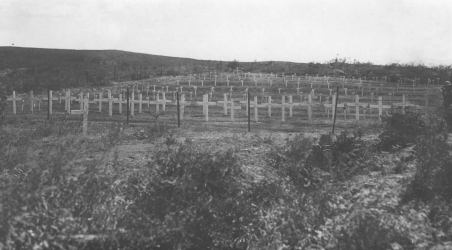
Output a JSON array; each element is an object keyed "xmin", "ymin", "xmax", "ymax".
[
  {"xmin": 104, "ymin": 89, "xmax": 118, "ymax": 116},
  {"xmin": 69, "ymin": 98, "xmax": 89, "ymax": 136},
  {"xmin": 286, "ymin": 95, "xmax": 298, "ymax": 117},
  {"xmin": 324, "ymin": 95, "xmax": 346, "ymax": 120},
  {"xmin": 247, "ymin": 96, "xmax": 266, "ymax": 122},
  {"xmin": 60, "ymin": 90, "xmax": 76, "ymax": 113},
  {"xmin": 346, "ymin": 95, "xmax": 367, "ymax": 121},
  {"xmin": 217, "ymin": 93, "xmax": 230, "ymax": 115},
  {"xmin": 266, "ymin": 96, "xmax": 273, "ymax": 117},
  {"xmin": 7, "ymin": 91, "xmax": 22, "ymax": 115},
  {"xmin": 29, "ymin": 91, "xmax": 40, "ymax": 114},
  {"xmin": 129, "ymin": 91, "xmax": 137, "ymax": 117},
  {"xmin": 178, "ymin": 94, "xmax": 188, "ymax": 120},
  {"xmin": 93, "ymin": 90, "xmax": 104, "ymax": 112},
  {"xmin": 393, "ymin": 95, "xmax": 417, "ymax": 114},
  {"xmin": 117, "ymin": 93, "xmax": 126, "ymax": 114},
  {"xmin": 369, "ymin": 96, "xmax": 391, "ymax": 121},
  {"xmin": 227, "ymin": 98, "xmax": 241, "ymax": 122},
  {"xmin": 41, "ymin": 90, "xmax": 59, "ymax": 115},
  {"xmin": 270, "ymin": 95, "xmax": 294, "ymax": 121},
  {"xmin": 157, "ymin": 92, "xmax": 171, "ymax": 112},
  {"xmin": 324, "ymin": 97, "xmax": 335, "ymax": 120},
  {"xmin": 195, "ymin": 94, "xmax": 216, "ymax": 121},
  {"xmin": 74, "ymin": 92, "xmax": 85, "ymax": 110}
]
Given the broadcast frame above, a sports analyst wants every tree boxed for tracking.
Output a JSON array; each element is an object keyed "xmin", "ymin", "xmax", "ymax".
[{"xmin": 227, "ymin": 60, "xmax": 239, "ymax": 71}]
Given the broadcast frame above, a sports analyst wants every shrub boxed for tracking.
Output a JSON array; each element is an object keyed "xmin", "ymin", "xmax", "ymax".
[
  {"xmin": 378, "ymin": 111, "xmax": 426, "ymax": 151},
  {"xmin": 267, "ymin": 131, "xmax": 368, "ymax": 188},
  {"xmin": 310, "ymin": 130, "xmax": 367, "ymax": 180},
  {"xmin": 266, "ymin": 134, "xmax": 319, "ymax": 189},
  {"xmin": 404, "ymin": 132, "xmax": 452, "ymax": 201},
  {"xmin": 115, "ymin": 138, "xmax": 258, "ymax": 250},
  {"xmin": 0, "ymin": 121, "xmax": 121, "ymax": 250},
  {"xmin": 443, "ymin": 106, "xmax": 452, "ymax": 132}
]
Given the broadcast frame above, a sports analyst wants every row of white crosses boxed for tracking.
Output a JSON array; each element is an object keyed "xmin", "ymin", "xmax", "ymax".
[
  {"xmin": 6, "ymin": 86, "xmax": 429, "ymax": 123},
  {"xmin": 213, "ymin": 93, "xmax": 317, "ymax": 122},
  {"xmin": 57, "ymin": 89, "xmax": 172, "ymax": 117},
  {"xmin": 323, "ymin": 94, "xmax": 427, "ymax": 122},
  {"xmin": 7, "ymin": 90, "xmax": 55, "ymax": 115}
]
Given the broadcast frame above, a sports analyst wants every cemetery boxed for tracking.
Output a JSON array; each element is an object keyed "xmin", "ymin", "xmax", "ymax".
[
  {"xmin": 1, "ymin": 51, "xmax": 451, "ymax": 250},
  {"xmin": 3, "ymin": 72, "xmax": 441, "ymax": 133}
]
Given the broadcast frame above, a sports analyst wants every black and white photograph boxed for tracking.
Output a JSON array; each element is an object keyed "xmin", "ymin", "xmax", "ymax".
[{"xmin": 1, "ymin": 0, "xmax": 452, "ymax": 249}]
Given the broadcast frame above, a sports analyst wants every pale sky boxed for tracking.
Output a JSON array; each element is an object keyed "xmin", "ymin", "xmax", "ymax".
[{"xmin": 1, "ymin": 0, "xmax": 451, "ymax": 66}]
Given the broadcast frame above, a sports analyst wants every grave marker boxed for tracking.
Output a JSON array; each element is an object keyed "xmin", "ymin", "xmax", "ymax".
[
  {"xmin": 29, "ymin": 91, "xmax": 40, "ymax": 114},
  {"xmin": 106, "ymin": 89, "xmax": 118, "ymax": 116},
  {"xmin": 7, "ymin": 91, "xmax": 21, "ymax": 115},
  {"xmin": 195, "ymin": 94, "xmax": 216, "ymax": 121},
  {"xmin": 227, "ymin": 99, "xmax": 241, "ymax": 122},
  {"xmin": 217, "ymin": 93, "xmax": 230, "ymax": 115},
  {"xmin": 369, "ymin": 96, "xmax": 391, "ymax": 121}
]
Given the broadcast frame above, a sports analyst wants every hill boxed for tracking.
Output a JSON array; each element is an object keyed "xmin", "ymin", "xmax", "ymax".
[{"xmin": 0, "ymin": 46, "xmax": 450, "ymax": 93}]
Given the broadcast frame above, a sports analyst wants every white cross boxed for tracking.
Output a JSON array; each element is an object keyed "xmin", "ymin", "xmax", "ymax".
[
  {"xmin": 7, "ymin": 91, "xmax": 22, "ymax": 115},
  {"xmin": 93, "ymin": 90, "xmax": 106, "ymax": 113},
  {"xmin": 217, "ymin": 93, "xmax": 230, "ymax": 115},
  {"xmin": 43, "ymin": 90, "xmax": 59, "ymax": 115},
  {"xmin": 346, "ymin": 95, "xmax": 367, "ymax": 121},
  {"xmin": 29, "ymin": 91, "xmax": 40, "ymax": 114},
  {"xmin": 60, "ymin": 90, "xmax": 76, "ymax": 113},
  {"xmin": 273, "ymin": 95, "xmax": 292, "ymax": 121},
  {"xmin": 393, "ymin": 94, "xmax": 417, "ymax": 114},
  {"xmin": 369, "ymin": 96, "xmax": 392, "ymax": 121},
  {"xmin": 226, "ymin": 98, "xmax": 241, "ymax": 122},
  {"xmin": 69, "ymin": 98, "xmax": 89, "ymax": 136},
  {"xmin": 195, "ymin": 94, "xmax": 216, "ymax": 121},
  {"xmin": 177, "ymin": 94, "xmax": 188, "ymax": 120},
  {"xmin": 247, "ymin": 96, "xmax": 266, "ymax": 122},
  {"xmin": 266, "ymin": 96, "xmax": 273, "ymax": 117},
  {"xmin": 104, "ymin": 89, "xmax": 118, "ymax": 116}
]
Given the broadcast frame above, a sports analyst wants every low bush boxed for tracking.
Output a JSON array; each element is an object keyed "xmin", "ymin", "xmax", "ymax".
[
  {"xmin": 404, "ymin": 132, "xmax": 452, "ymax": 202},
  {"xmin": 0, "ymin": 120, "xmax": 121, "ymax": 250},
  {"xmin": 266, "ymin": 134, "xmax": 318, "ymax": 189},
  {"xmin": 442, "ymin": 106, "xmax": 452, "ymax": 132},
  {"xmin": 310, "ymin": 130, "xmax": 368, "ymax": 180},
  {"xmin": 115, "ymin": 138, "xmax": 259, "ymax": 250},
  {"xmin": 378, "ymin": 111, "xmax": 426, "ymax": 151},
  {"xmin": 267, "ymin": 131, "xmax": 367, "ymax": 188}
]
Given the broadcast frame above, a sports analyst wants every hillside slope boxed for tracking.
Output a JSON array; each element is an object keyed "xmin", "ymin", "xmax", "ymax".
[{"xmin": 0, "ymin": 46, "xmax": 450, "ymax": 93}]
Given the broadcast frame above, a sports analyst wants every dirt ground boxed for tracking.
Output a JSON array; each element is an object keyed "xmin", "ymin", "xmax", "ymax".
[{"xmin": 101, "ymin": 119, "xmax": 382, "ymax": 180}]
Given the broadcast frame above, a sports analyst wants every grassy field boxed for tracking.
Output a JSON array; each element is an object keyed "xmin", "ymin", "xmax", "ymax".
[{"xmin": 5, "ymin": 74, "xmax": 443, "ymax": 133}]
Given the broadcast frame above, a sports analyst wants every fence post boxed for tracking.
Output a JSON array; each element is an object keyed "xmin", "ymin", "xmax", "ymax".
[
  {"xmin": 177, "ymin": 91, "xmax": 180, "ymax": 128},
  {"xmin": 47, "ymin": 88, "xmax": 50, "ymax": 120},
  {"xmin": 248, "ymin": 90, "xmax": 250, "ymax": 132},
  {"xmin": 332, "ymin": 87, "xmax": 339, "ymax": 134},
  {"xmin": 126, "ymin": 88, "xmax": 129, "ymax": 125}
]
